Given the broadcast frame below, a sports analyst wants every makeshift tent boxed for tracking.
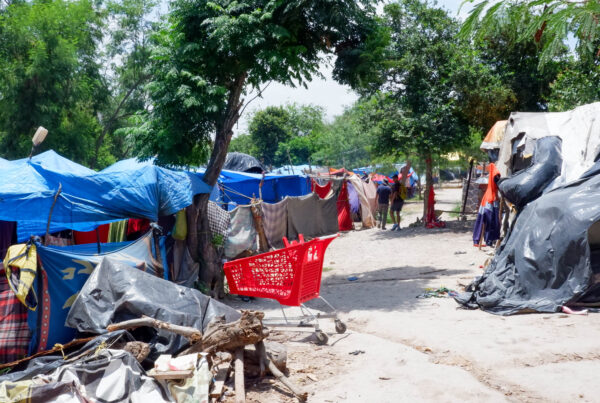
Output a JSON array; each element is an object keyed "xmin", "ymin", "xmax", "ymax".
[
  {"xmin": 456, "ymin": 161, "xmax": 600, "ymax": 314},
  {"xmin": 347, "ymin": 176, "xmax": 376, "ymax": 228},
  {"xmin": 29, "ymin": 232, "xmax": 168, "ymax": 352},
  {"xmin": 67, "ymin": 257, "xmax": 240, "ymax": 356},
  {"xmin": 497, "ymin": 102, "xmax": 600, "ymax": 189},
  {"xmin": 0, "ymin": 151, "xmax": 211, "ymax": 241},
  {"xmin": 223, "ymin": 152, "xmax": 264, "ymax": 173},
  {"xmin": 481, "ymin": 120, "xmax": 507, "ymax": 162}
]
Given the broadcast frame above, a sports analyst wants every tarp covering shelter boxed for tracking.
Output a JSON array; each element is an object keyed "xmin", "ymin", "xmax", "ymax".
[
  {"xmin": 497, "ymin": 102, "xmax": 600, "ymax": 189},
  {"xmin": 0, "ymin": 151, "xmax": 212, "ymax": 241},
  {"xmin": 223, "ymin": 152, "xmax": 264, "ymax": 173},
  {"xmin": 67, "ymin": 258, "xmax": 240, "ymax": 356},
  {"xmin": 457, "ymin": 161, "xmax": 600, "ymax": 314},
  {"xmin": 481, "ymin": 120, "xmax": 507, "ymax": 151}
]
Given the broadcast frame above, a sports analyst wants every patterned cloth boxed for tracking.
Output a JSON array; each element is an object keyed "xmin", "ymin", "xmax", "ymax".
[
  {"xmin": 0, "ymin": 266, "xmax": 31, "ymax": 363},
  {"xmin": 208, "ymin": 201, "xmax": 230, "ymax": 241},
  {"xmin": 262, "ymin": 199, "xmax": 288, "ymax": 249}
]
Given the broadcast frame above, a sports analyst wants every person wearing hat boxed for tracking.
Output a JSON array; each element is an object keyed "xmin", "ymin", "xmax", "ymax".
[{"xmin": 376, "ymin": 178, "xmax": 392, "ymax": 229}]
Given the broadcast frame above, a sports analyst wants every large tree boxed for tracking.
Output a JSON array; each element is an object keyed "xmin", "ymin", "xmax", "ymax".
[
  {"xmin": 345, "ymin": 0, "xmax": 512, "ymax": 218},
  {"xmin": 126, "ymin": 0, "xmax": 378, "ymax": 295}
]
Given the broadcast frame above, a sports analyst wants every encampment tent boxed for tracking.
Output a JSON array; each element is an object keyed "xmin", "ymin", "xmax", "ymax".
[{"xmin": 0, "ymin": 150, "xmax": 212, "ymax": 241}]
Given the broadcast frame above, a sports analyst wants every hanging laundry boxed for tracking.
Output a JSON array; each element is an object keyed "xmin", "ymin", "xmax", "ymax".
[
  {"xmin": 107, "ymin": 220, "xmax": 128, "ymax": 243},
  {"xmin": 208, "ymin": 201, "xmax": 230, "ymax": 243},
  {"xmin": 172, "ymin": 210, "xmax": 188, "ymax": 241},
  {"xmin": 262, "ymin": 199, "xmax": 288, "ymax": 249},
  {"xmin": 287, "ymin": 193, "xmax": 338, "ymax": 241},
  {"xmin": 426, "ymin": 186, "xmax": 446, "ymax": 229},
  {"xmin": 337, "ymin": 181, "xmax": 353, "ymax": 231},
  {"xmin": 3, "ymin": 244, "xmax": 38, "ymax": 310},
  {"xmin": 126, "ymin": 218, "xmax": 150, "ymax": 240},
  {"xmin": 73, "ymin": 224, "xmax": 110, "ymax": 245},
  {"xmin": 347, "ymin": 181, "xmax": 361, "ymax": 214},
  {"xmin": 224, "ymin": 206, "xmax": 257, "ymax": 259},
  {"xmin": 0, "ymin": 266, "xmax": 31, "ymax": 363},
  {"xmin": 312, "ymin": 179, "xmax": 332, "ymax": 199},
  {"xmin": 473, "ymin": 163, "xmax": 501, "ymax": 246}
]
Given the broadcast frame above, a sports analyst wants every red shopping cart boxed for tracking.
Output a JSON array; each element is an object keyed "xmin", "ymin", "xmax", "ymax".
[{"xmin": 224, "ymin": 234, "xmax": 345, "ymax": 344}]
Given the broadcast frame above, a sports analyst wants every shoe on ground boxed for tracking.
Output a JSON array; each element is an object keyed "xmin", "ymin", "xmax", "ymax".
[{"xmin": 391, "ymin": 224, "xmax": 398, "ymax": 230}]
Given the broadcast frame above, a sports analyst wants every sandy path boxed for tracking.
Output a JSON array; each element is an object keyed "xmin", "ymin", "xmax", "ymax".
[{"xmin": 225, "ymin": 186, "xmax": 600, "ymax": 403}]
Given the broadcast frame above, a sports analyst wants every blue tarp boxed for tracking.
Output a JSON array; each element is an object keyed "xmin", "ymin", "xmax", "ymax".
[
  {"xmin": 201, "ymin": 169, "xmax": 311, "ymax": 207},
  {"xmin": 30, "ymin": 232, "xmax": 167, "ymax": 352},
  {"xmin": 0, "ymin": 151, "xmax": 212, "ymax": 241}
]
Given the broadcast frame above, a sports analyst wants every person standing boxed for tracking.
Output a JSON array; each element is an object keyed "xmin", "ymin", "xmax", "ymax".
[
  {"xmin": 390, "ymin": 174, "xmax": 407, "ymax": 231},
  {"xmin": 376, "ymin": 179, "xmax": 392, "ymax": 229}
]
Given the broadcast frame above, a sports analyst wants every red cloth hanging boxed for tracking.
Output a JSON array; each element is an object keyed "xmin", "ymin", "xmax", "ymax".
[
  {"xmin": 73, "ymin": 224, "xmax": 110, "ymax": 245},
  {"xmin": 127, "ymin": 218, "xmax": 150, "ymax": 236},
  {"xmin": 311, "ymin": 179, "xmax": 332, "ymax": 199},
  {"xmin": 426, "ymin": 186, "xmax": 446, "ymax": 229},
  {"xmin": 337, "ymin": 181, "xmax": 353, "ymax": 231}
]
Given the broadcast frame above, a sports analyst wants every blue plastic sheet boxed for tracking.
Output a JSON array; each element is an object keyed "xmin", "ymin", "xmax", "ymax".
[
  {"xmin": 0, "ymin": 151, "xmax": 212, "ymax": 241},
  {"xmin": 30, "ymin": 232, "xmax": 167, "ymax": 352}
]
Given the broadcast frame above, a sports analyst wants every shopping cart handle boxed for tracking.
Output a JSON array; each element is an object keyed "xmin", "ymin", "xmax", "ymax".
[{"xmin": 282, "ymin": 234, "xmax": 306, "ymax": 247}]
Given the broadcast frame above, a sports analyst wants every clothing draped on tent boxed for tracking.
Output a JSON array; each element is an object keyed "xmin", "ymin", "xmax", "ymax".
[
  {"xmin": 261, "ymin": 199, "xmax": 288, "ymax": 249},
  {"xmin": 311, "ymin": 179, "xmax": 332, "ymax": 199},
  {"xmin": 347, "ymin": 176, "xmax": 376, "ymax": 228},
  {"xmin": 224, "ymin": 206, "xmax": 257, "ymax": 259},
  {"xmin": 346, "ymin": 181, "xmax": 360, "ymax": 214},
  {"xmin": 336, "ymin": 181, "xmax": 353, "ymax": 231},
  {"xmin": 473, "ymin": 163, "xmax": 501, "ymax": 246},
  {"xmin": 0, "ymin": 267, "xmax": 30, "ymax": 363},
  {"xmin": 287, "ymin": 193, "xmax": 339, "ymax": 241}
]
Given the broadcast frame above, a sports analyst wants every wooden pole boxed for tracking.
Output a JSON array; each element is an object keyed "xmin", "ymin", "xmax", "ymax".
[
  {"xmin": 235, "ymin": 347, "xmax": 245, "ymax": 403},
  {"xmin": 44, "ymin": 183, "xmax": 62, "ymax": 246}
]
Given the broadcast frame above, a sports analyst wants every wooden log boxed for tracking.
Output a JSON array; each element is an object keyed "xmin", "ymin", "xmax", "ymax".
[
  {"xmin": 123, "ymin": 341, "xmax": 150, "ymax": 362},
  {"xmin": 201, "ymin": 310, "xmax": 268, "ymax": 354},
  {"xmin": 106, "ymin": 315, "xmax": 202, "ymax": 344},
  {"xmin": 254, "ymin": 341, "xmax": 266, "ymax": 377},
  {"xmin": 256, "ymin": 341, "xmax": 307, "ymax": 402},
  {"xmin": 235, "ymin": 347, "xmax": 245, "ymax": 403},
  {"xmin": 243, "ymin": 342, "xmax": 287, "ymax": 374},
  {"xmin": 210, "ymin": 361, "xmax": 231, "ymax": 400}
]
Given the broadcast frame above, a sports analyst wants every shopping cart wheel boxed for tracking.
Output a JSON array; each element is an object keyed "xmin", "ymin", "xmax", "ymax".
[
  {"xmin": 334, "ymin": 319, "xmax": 347, "ymax": 334},
  {"xmin": 314, "ymin": 330, "xmax": 329, "ymax": 345}
]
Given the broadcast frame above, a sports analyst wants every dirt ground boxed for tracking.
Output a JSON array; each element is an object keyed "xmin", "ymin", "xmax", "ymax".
[{"xmin": 224, "ymin": 186, "xmax": 600, "ymax": 403}]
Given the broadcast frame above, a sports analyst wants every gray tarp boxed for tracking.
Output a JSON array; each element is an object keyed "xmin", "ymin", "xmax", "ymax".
[
  {"xmin": 456, "ymin": 161, "xmax": 600, "ymax": 314},
  {"xmin": 66, "ymin": 258, "xmax": 240, "ymax": 355}
]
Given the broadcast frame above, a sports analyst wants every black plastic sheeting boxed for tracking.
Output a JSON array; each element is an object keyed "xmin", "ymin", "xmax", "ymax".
[
  {"xmin": 224, "ymin": 152, "xmax": 264, "ymax": 173},
  {"xmin": 497, "ymin": 136, "xmax": 562, "ymax": 210},
  {"xmin": 66, "ymin": 258, "xmax": 240, "ymax": 357},
  {"xmin": 456, "ymin": 161, "xmax": 600, "ymax": 315}
]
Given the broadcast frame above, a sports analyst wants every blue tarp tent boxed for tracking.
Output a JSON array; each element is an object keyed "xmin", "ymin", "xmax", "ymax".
[
  {"xmin": 195, "ymin": 168, "xmax": 311, "ymax": 207},
  {"xmin": 0, "ymin": 151, "xmax": 212, "ymax": 241},
  {"xmin": 105, "ymin": 158, "xmax": 311, "ymax": 208}
]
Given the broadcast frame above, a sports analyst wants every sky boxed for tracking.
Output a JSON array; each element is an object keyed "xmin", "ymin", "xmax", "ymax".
[{"xmin": 234, "ymin": 0, "xmax": 474, "ymax": 134}]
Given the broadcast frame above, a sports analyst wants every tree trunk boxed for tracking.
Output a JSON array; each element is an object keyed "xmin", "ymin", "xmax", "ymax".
[
  {"xmin": 197, "ymin": 72, "xmax": 248, "ymax": 298},
  {"xmin": 423, "ymin": 154, "xmax": 433, "ymax": 224}
]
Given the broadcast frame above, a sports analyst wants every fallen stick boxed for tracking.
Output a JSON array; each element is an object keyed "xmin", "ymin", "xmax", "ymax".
[
  {"xmin": 200, "ymin": 310, "xmax": 268, "ymax": 354},
  {"xmin": 235, "ymin": 347, "xmax": 245, "ymax": 403},
  {"xmin": 106, "ymin": 315, "xmax": 202, "ymax": 344},
  {"xmin": 257, "ymin": 341, "xmax": 307, "ymax": 402}
]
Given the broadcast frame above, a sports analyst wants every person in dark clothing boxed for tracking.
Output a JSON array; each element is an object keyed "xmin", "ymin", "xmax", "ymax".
[
  {"xmin": 390, "ymin": 174, "xmax": 407, "ymax": 231},
  {"xmin": 376, "ymin": 179, "xmax": 392, "ymax": 229}
]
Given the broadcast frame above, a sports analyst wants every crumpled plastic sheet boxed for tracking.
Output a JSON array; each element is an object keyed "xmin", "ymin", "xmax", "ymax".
[
  {"xmin": 1, "ymin": 348, "xmax": 171, "ymax": 403},
  {"xmin": 498, "ymin": 136, "xmax": 562, "ymax": 210},
  {"xmin": 223, "ymin": 152, "xmax": 264, "ymax": 173},
  {"xmin": 66, "ymin": 258, "xmax": 240, "ymax": 357},
  {"xmin": 456, "ymin": 160, "xmax": 600, "ymax": 314}
]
